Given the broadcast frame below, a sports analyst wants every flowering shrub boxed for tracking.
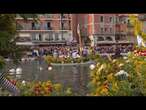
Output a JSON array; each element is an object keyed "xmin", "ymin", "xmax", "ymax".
[
  {"xmin": 15, "ymin": 80, "xmax": 73, "ymax": 96},
  {"xmin": 0, "ymin": 56, "xmax": 5, "ymax": 69},
  {"xmin": 87, "ymin": 52, "xmax": 146, "ymax": 96}
]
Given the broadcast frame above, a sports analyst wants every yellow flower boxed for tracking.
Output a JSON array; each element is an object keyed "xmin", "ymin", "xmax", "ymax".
[
  {"xmin": 107, "ymin": 73, "xmax": 114, "ymax": 81},
  {"xmin": 118, "ymin": 63, "xmax": 124, "ymax": 67},
  {"xmin": 126, "ymin": 60, "xmax": 130, "ymax": 63},
  {"xmin": 95, "ymin": 92, "xmax": 100, "ymax": 96},
  {"xmin": 46, "ymin": 81, "xmax": 52, "ymax": 85},
  {"xmin": 98, "ymin": 64, "xmax": 106, "ymax": 72},
  {"xmin": 112, "ymin": 59, "xmax": 117, "ymax": 63},
  {"xmin": 91, "ymin": 79, "xmax": 97, "ymax": 85},
  {"xmin": 100, "ymin": 87, "xmax": 108, "ymax": 95},
  {"xmin": 53, "ymin": 84, "xmax": 62, "ymax": 92},
  {"xmin": 95, "ymin": 76, "xmax": 100, "ymax": 81},
  {"xmin": 112, "ymin": 82, "xmax": 118, "ymax": 91},
  {"xmin": 96, "ymin": 71, "xmax": 101, "ymax": 75},
  {"xmin": 96, "ymin": 63, "xmax": 100, "ymax": 67},
  {"xmin": 90, "ymin": 72, "xmax": 96, "ymax": 78},
  {"xmin": 107, "ymin": 54, "xmax": 112, "ymax": 61},
  {"xmin": 96, "ymin": 82, "xmax": 101, "ymax": 86},
  {"xmin": 66, "ymin": 88, "xmax": 72, "ymax": 95}
]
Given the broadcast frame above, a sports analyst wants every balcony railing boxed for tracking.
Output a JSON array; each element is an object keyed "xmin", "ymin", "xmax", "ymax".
[{"xmin": 17, "ymin": 31, "xmax": 72, "ymax": 43}]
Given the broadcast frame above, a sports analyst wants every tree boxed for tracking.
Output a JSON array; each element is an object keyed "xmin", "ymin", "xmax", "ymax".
[
  {"xmin": 0, "ymin": 14, "xmax": 16, "ymax": 59},
  {"xmin": 0, "ymin": 14, "xmax": 38, "ymax": 66}
]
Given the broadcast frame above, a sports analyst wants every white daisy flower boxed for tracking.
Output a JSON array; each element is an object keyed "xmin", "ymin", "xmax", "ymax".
[{"xmin": 115, "ymin": 70, "xmax": 129, "ymax": 77}]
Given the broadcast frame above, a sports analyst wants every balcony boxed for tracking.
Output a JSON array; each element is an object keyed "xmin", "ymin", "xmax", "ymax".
[
  {"xmin": 95, "ymin": 36, "xmax": 115, "ymax": 44},
  {"xmin": 17, "ymin": 31, "xmax": 72, "ymax": 44}
]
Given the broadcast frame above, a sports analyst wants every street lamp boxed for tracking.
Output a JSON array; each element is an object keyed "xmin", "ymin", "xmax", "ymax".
[
  {"xmin": 89, "ymin": 64, "xmax": 95, "ymax": 70},
  {"xmin": 9, "ymin": 69, "xmax": 15, "ymax": 75},
  {"xmin": 48, "ymin": 64, "xmax": 53, "ymax": 71},
  {"xmin": 16, "ymin": 67, "xmax": 22, "ymax": 75},
  {"xmin": 22, "ymin": 80, "xmax": 26, "ymax": 86},
  {"xmin": 39, "ymin": 67, "xmax": 43, "ymax": 71}
]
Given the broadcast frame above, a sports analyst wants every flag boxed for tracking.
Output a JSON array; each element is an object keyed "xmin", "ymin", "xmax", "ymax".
[
  {"xmin": 137, "ymin": 34, "xmax": 146, "ymax": 47},
  {"xmin": 0, "ymin": 75, "xmax": 20, "ymax": 96},
  {"xmin": 77, "ymin": 24, "xmax": 82, "ymax": 55},
  {"xmin": 89, "ymin": 35, "xmax": 94, "ymax": 47},
  {"xmin": 77, "ymin": 24, "xmax": 80, "ymax": 35}
]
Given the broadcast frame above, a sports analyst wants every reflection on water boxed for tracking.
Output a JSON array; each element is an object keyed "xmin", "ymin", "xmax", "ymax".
[{"xmin": 5, "ymin": 60, "xmax": 90, "ymax": 95}]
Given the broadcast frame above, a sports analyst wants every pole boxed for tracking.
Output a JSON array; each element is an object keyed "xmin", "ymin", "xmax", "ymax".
[
  {"xmin": 77, "ymin": 24, "xmax": 82, "ymax": 56},
  {"xmin": 79, "ymin": 31, "xmax": 82, "ymax": 56},
  {"xmin": 61, "ymin": 14, "xmax": 64, "ymax": 47}
]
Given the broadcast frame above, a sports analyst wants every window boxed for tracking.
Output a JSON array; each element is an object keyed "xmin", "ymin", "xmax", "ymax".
[
  {"xmin": 36, "ymin": 23, "xmax": 41, "ymax": 30},
  {"xmin": 47, "ymin": 22, "xmax": 51, "ymax": 30},
  {"xmin": 106, "ymin": 37, "xmax": 112, "ymax": 41},
  {"xmin": 100, "ymin": 16, "xmax": 103, "ymax": 22},
  {"xmin": 110, "ymin": 17, "xmax": 112, "ymax": 23},
  {"xmin": 61, "ymin": 22, "xmax": 65, "ymax": 30},
  {"xmin": 55, "ymin": 33, "xmax": 59, "ymax": 41},
  {"xmin": 32, "ymin": 22, "xmax": 35, "ymax": 30},
  {"xmin": 110, "ymin": 28, "xmax": 112, "ymax": 32},
  {"xmin": 45, "ymin": 36, "xmax": 49, "ymax": 41},
  {"xmin": 101, "ymin": 28, "xmax": 103, "ymax": 33},
  {"xmin": 98, "ymin": 36, "xmax": 104, "ymax": 41},
  {"xmin": 39, "ymin": 34, "xmax": 41, "ymax": 41},
  {"xmin": 49, "ymin": 33, "xmax": 53, "ymax": 41},
  {"xmin": 115, "ymin": 35, "xmax": 120, "ymax": 40},
  {"xmin": 116, "ymin": 17, "xmax": 119, "ymax": 23},
  {"xmin": 105, "ymin": 28, "xmax": 107, "ymax": 32},
  {"xmin": 69, "ymin": 21, "xmax": 71, "ymax": 30},
  {"xmin": 34, "ymin": 34, "xmax": 40, "ymax": 41}
]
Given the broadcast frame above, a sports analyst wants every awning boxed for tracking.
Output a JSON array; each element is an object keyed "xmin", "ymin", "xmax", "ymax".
[{"xmin": 16, "ymin": 42, "xmax": 35, "ymax": 46}]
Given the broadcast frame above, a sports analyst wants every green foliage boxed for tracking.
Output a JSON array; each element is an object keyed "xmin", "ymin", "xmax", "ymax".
[
  {"xmin": 0, "ymin": 14, "xmax": 16, "ymax": 34},
  {"xmin": 88, "ymin": 52, "xmax": 146, "ymax": 96},
  {"xmin": 0, "ymin": 56, "xmax": 5, "ymax": 69},
  {"xmin": 0, "ymin": 14, "xmax": 39, "ymax": 64}
]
